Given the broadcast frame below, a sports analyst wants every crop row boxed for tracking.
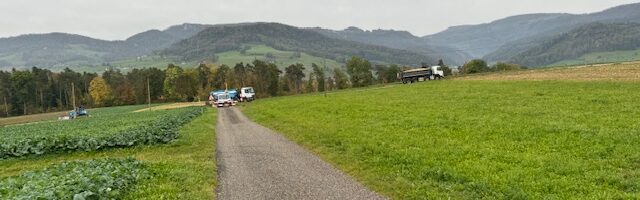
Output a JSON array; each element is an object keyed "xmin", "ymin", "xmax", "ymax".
[
  {"xmin": 0, "ymin": 158, "xmax": 147, "ymax": 199},
  {"xmin": 0, "ymin": 107, "xmax": 204, "ymax": 159}
]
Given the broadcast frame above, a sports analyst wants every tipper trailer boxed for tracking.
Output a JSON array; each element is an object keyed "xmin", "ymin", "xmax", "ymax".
[{"xmin": 397, "ymin": 66, "xmax": 445, "ymax": 84}]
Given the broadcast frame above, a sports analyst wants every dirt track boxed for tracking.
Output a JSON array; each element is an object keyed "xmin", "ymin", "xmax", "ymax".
[
  {"xmin": 133, "ymin": 102, "xmax": 204, "ymax": 113},
  {"xmin": 215, "ymin": 107, "xmax": 385, "ymax": 200}
]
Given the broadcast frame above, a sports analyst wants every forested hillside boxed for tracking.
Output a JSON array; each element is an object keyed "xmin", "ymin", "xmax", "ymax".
[
  {"xmin": 504, "ymin": 23, "xmax": 640, "ymax": 66},
  {"xmin": 161, "ymin": 23, "xmax": 437, "ymax": 65},
  {"xmin": 311, "ymin": 27, "xmax": 470, "ymax": 65},
  {"xmin": 0, "ymin": 24, "xmax": 208, "ymax": 70},
  {"xmin": 424, "ymin": 3, "xmax": 640, "ymax": 59}
]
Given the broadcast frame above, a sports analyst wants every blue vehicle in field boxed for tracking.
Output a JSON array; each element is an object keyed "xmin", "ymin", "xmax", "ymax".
[{"xmin": 59, "ymin": 106, "xmax": 89, "ymax": 120}]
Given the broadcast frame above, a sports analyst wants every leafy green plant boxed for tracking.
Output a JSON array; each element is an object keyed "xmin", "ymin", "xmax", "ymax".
[{"xmin": 0, "ymin": 158, "xmax": 147, "ymax": 199}]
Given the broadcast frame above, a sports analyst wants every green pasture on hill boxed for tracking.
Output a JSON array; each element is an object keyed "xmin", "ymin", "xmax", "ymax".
[{"xmin": 550, "ymin": 49, "xmax": 640, "ymax": 67}]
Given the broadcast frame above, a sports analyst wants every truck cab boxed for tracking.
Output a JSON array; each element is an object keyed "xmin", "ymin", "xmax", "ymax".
[
  {"xmin": 430, "ymin": 66, "xmax": 445, "ymax": 79},
  {"xmin": 239, "ymin": 87, "xmax": 255, "ymax": 102},
  {"xmin": 214, "ymin": 93, "xmax": 233, "ymax": 107}
]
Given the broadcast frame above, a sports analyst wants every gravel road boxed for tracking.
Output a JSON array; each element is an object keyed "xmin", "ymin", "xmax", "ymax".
[{"xmin": 215, "ymin": 107, "xmax": 385, "ymax": 200}]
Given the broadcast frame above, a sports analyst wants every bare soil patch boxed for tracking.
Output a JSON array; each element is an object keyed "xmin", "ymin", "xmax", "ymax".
[{"xmin": 133, "ymin": 102, "xmax": 205, "ymax": 113}]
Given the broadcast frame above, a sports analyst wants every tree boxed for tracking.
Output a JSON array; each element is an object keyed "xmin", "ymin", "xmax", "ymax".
[
  {"xmin": 284, "ymin": 63, "xmax": 306, "ymax": 94},
  {"xmin": 266, "ymin": 63, "xmax": 281, "ymax": 96},
  {"xmin": 374, "ymin": 65, "xmax": 388, "ymax": 84},
  {"xmin": 233, "ymin": 62, "xmax": 247, "ymax": 87},
  {"xmin": 311, "ymin": 63, "xmax": 325, "ymax": 92},
  {"xmin": 0, "ymin": 71, "xmax": 11, "ymax": 117},
  {"xmin": 58, "ymin": 68, "xmax": 82, "ymax": 108},
  {"xmin": 346, "ymin": 57, "xmax": 373, "ymax": 87},
  {"xmin": 163, "ymin": 64, "xmax": 183, "ymax": 99},
  {"xmin": 102, "ymin": 69, "xmax": 125, "ymax": 91},
  {"xmin": 175, "ymin": 69, "xmax": 199, "ymax": 101},
  {"xmin": 494, "ymin": 62, "xmax": 522, "ymax": 71},
  {"xmin": 89, "ymin": 77, "xmax": 112, "ymax": 107},
  {"xmin": 196, "ymin": 63, "xmax": 213, "ymax": 100},
  {"xmin": 463, "ymin": 59, "xmax": 489, "ymax": 74},
  {"xmin": 115, "ymin": 80, "xmax": 136, "ymax": 105},
  {"xmin": 213, "ymin": 65, "xmax": 231, "ymax": 89},
  {"xmin": 252, "ymin": 60, "xmax": 281, "ymax": 97},
  {"xmin": 326, "ymin": 76, "xmax": 335, "ymax": 91},
  {"xmin": 196, "ymin": 63, "xmax": 212, "ymax": 90},
  {"xmin": 333, "ymin": 67, "xmax": 350, "ymax": 89},
  {"xmin": 10, "ymin": 70, "xmax": 34, "ymax": 115},
  {"xmin": 436, "ymin": 59, "xmax": 453, "ymax": 76},
  {"xmin": 145, "ymin": 68, "xmax": 165, "ymax": 101},
  {"xmin": 386, "ymin": 64, "xmax": 401, "ymax": 83}
]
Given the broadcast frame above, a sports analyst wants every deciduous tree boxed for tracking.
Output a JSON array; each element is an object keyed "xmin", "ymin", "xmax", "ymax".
[{"xmin": 89, "ymin": 77, "xmax": 112, "ymax": 107}]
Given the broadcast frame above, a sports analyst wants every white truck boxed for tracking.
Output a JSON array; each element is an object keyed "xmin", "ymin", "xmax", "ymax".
[
  {"xmin": 209, "ymin": 91, "xmax": 236, "ymax": 107},
  {"xmin": 397, "ymin": 66, "xmax": 444, "ymax": 84},
  {"xmin": 239, "ymin": 87, "xmax": 255, "ymax": 102}
]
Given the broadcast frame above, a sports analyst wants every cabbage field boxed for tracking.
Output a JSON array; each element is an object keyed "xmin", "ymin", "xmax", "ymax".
[
  {"xmin": 0, "ymin": 158, "xmax": 147, "ymax": 199},
  {"xmin": 0, "ymin": 106, "xmax": 204, "ymax": 159}
]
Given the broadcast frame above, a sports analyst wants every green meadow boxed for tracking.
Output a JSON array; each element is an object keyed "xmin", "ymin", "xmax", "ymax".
[{"xmin": 243, "ymin": 80, "xmax": 640, "ymax": 199}]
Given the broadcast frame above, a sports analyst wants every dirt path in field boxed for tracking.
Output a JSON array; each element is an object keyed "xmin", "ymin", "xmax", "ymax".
[
  {"xmin": 133, "ymin": 102, "xmax": 205, "ymax": 113},
  {"xmin": 215, "ymin": 107, "xmax": 385, "ymax": 200},
  {"xmin": 0, "ymin": 111, "xmax": 66, "ymax": 126}
]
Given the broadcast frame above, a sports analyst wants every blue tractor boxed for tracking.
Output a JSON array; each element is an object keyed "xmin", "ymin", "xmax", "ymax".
[{"xmin": 68, "ymin": 106, "xmax": 89, "ymax": 119}]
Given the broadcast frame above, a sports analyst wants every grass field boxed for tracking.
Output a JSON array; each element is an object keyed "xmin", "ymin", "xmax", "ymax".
[
  {"xmin": 242, "ymin": 77, "xmax": 640, "ymax": 198},
  {"xmin": 0, "ymin": 107, "xmax": 218, "ymax": 199},
  {"xmin": 216, "ymin": 45, "xmax": 342, "ymax": 71},
  {"xmin": 550, "ymin": 49, "xmax": 640, "ymax": 67}
]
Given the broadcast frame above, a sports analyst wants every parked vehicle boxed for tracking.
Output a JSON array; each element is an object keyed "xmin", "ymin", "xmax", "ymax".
[
  {"xmin": 397, "ymin": 66, "xmax": 445, "ymax": 84},
  {"xmin": 239, "ymin": 87, "xmax": 255, "ymax": 102},
  {"xmin": 209, "ymin": 90, "xmax": 237, "ymax": 107}
]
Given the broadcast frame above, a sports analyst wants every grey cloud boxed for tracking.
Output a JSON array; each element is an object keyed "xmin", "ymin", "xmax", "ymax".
[{"xmin": 0, "ymin": 0, "xmax": 638, "ymax": 40}]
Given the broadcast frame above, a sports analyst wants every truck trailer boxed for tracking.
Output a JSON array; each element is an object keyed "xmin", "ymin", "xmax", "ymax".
[{"xmin": 397, "ymin": 66, "xmax": 444, "ymax": 84}]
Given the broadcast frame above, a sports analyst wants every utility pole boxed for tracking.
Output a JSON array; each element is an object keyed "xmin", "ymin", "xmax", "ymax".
[
  {"xmin": 147, "ymin": 77, "xmax": 151, "ymax": 111},
  {"xmin": 3, "ymin": 96, "xmax": 8, "ymax": 116},
  {"xmin": 71, "ymin": 82, "xmax": 76, "ymax": 110}
]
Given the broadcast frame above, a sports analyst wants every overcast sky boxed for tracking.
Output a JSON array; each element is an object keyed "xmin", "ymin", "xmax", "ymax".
[{"xmin": 1, "ymin": 0, "xmax": 639, "ymax": 40}]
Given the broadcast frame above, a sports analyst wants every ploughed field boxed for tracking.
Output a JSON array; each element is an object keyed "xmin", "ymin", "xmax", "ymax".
[
  {"xmin": 243, "ymin": 79, "xmax": 640, "ymax": 199},
  {"xmin": 0, "ymin": 105, "xmax": 217, "ymax": 199}
]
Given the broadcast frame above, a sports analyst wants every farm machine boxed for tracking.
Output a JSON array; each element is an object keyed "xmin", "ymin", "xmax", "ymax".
[{"xmin": 59, "ymin": 106, "xmax": 89, "ymax": 120}]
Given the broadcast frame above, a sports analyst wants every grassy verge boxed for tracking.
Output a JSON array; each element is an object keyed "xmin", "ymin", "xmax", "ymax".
[
  {"xmin": 0, "ymin": 108, "xmax": 218, "ymax": 199},
  {"xmin": 243, "ymin": 80, "xmax": 640, "ymax": 199}
]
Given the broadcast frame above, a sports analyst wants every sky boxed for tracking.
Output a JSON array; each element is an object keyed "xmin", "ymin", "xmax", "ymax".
[{"xmin": 1, "ymin": 0, "xmax": 639, "ymax": 40}]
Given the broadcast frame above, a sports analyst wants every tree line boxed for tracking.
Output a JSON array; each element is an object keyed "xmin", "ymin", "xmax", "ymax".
[{"xmin": 0, "ymin": 57, "xmax": 416, "ymax": 118}]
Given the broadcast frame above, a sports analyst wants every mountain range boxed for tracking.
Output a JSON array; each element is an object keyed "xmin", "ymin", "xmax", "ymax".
[{"xmin": 1, "ymin": 2, "xmax": 640, "ymax": 71}]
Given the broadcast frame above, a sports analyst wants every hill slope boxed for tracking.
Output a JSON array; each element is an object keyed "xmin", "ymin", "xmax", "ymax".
[
  {"xmin": 0, "ymin": 23, "xmax": 209, "ymax": 69},
  {"xmin": 502, "ymin": 23, "xmax": 640, "ymax": 66},
  {"xmin": 311, "ymin": 27, "xmax": 470, "ymax": 65},
  {"xmin": 161, "ymin": 23, "xmax": 437, "ymax": 65},
  {"xmin": 0, "ymin": 33, "xmax": 124, "ymax": 67},
  {"xmin": 424, "ymin": 3, "xmax": 640, "ymax": 58}
]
